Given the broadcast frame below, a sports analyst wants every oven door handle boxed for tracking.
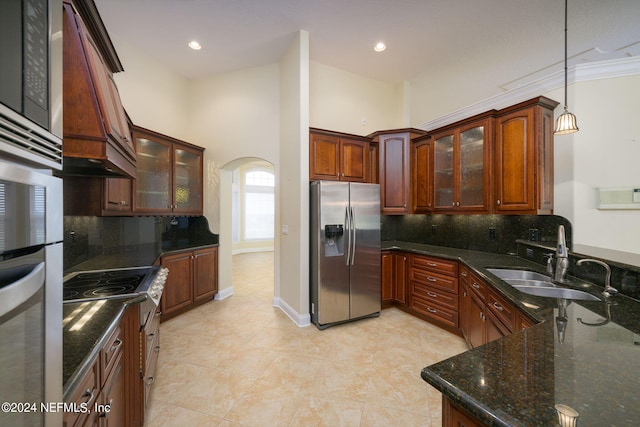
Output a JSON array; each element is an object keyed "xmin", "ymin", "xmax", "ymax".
[{"xmin": 0, "ymin": 262, "xmax": 45, "ymax": 316}]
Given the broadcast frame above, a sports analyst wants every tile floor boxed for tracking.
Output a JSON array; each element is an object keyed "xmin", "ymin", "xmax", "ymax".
[{"xmin": 144, "ymin": 252, "xmax": 468, "ymax": 426}]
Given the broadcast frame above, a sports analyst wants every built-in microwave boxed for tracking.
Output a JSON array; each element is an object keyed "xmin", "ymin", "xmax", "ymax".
[{"xmin": 0, "ymin": 0, "xmax": 63, "ymax": 171}]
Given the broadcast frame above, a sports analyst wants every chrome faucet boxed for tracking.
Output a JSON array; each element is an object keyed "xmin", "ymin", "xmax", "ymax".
[
  {"xmin": 554, "ymin": 225, "xmax": 569, "ymax": 282},
  {"xmin": 576, "ymin": 258, "xmax": 618, "ymax": 297},
  {"xmin": 543, "ymin": 253, "xmax": 554, "ymax": 275}
]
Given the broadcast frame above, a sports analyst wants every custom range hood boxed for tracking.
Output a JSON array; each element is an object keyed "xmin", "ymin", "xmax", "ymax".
[{"xmin": 60, "ymin": 0, "xmax": 136, "ymax": 178}]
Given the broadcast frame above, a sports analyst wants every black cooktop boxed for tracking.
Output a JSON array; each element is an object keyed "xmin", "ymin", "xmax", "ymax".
[{"xmin": 63, "ymin": 267, "xmax": 153, "ymax": 302}]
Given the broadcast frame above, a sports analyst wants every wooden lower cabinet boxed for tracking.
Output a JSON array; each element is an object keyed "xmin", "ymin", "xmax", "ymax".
[
  {"xmin": 409, "ymin": 254, "xmax": 459, "ymax": 330},
  {"xmin": 459, "ymin": 267, "xmax": 536, "ymax": 348},
  {"xmin": 64, "ymin": 305, "xmax": 139, "ymax": 427},
  {"xmin": 381, "ymin": 251, "xmax": 394, "ymax": 303},
  {"xmin": 381, "ymin": 251, "xmax": 408, "ymax": 306},
  {"xmin": 394, "ymin": 253, "xmax": 408, "ymax": 305},
  {"xmin": 160, "ymin": 246, "xmax": 218, "ymax": 321},
  {"xmin": 443, "ymin": 397, "xmax": 487, "ymax": 427}
]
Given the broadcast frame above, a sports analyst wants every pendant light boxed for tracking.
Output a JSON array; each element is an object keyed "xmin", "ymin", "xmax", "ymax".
[{"xmin": 554, "ymin": 0, "xmax": 579, "ymax": 134}]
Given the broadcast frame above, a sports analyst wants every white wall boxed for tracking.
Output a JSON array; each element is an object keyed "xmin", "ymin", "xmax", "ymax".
[
  {"xmin": 276, "ymin": 31, "xmax": 310, "ymax": 324},
  {"xmin": 110, "ymin": 36, "xmax": 191, "ymax": 141},
  {"xmin": 188, "ymin": 64, "xmax": 280, "ymax": 234},
  {"xmin": 309, "ymin": 62, "xmax": 404, "ymax": 134},
  {"xmin": 567, "ymin": 74, "xmax": 640, "ymax": 262}
]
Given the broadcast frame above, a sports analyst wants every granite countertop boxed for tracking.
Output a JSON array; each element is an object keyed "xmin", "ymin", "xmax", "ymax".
[
  {"xmin": 383, "ymin": 241, "xmax": 640, "ymax": 426},
  {"xmin": 62, "ymin": 296, "xmax": 144, "ymax": 401}
]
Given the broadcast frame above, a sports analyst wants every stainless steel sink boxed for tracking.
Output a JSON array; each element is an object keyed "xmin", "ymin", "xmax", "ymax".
[
  {"xmin": 487, "ymin": 268, "xmax": 601, "ymax": 301},
  {"xmin": 487, "ymin": 268, "xmax": 551, "ymax": 282},
  {"xmin": 512, "ymin": 286, "xmax": 601, "ymax": 301}
]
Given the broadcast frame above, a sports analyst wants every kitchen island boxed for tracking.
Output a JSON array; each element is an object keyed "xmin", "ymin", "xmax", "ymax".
[{"xmin": 383, "ymin": 241, "xmax": 640, "ymax": 426}]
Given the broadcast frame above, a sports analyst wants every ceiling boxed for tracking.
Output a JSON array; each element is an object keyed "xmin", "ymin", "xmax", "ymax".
[{"xmin": 94, "ymin": 0, "xmax": 640, "ymax": 86}]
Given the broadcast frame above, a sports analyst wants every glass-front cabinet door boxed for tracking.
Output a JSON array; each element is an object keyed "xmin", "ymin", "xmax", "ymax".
[
  {"xmin": 432, "ymin": 133, "xmax": 455, "ymax": 210},
  {"xmin": 131, "ymin": 126, "xmax": 204, "ymax": 215},
  {"xmin": 459, "ymin": 121, "xmax": 489, "ymax": 211},
  {"xmin": 173, "ymin": 145, "xmax": 203, "ymax": 214},
  {"xmin": 431, "ymin": 117, "xmax": 491, "ymax": 213},
  {"xmin": 134, "ymin": 134, "xmax": 172, "ymax": 213}
]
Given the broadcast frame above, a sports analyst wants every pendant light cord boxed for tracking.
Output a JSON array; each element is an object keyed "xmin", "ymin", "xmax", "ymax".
[{"xmin": 563, "ymin": 0, "xmax": 568, "ymax": 109}]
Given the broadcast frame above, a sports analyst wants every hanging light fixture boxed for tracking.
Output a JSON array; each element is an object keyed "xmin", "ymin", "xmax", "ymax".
[{"xmin": 554, "ymin": 0, "xmax": 579, "ymax": 134}]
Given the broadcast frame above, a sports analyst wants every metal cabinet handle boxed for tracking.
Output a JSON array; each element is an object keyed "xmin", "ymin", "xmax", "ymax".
[
  {"xmin": 472, "ymin": 282, "xmax": 480, "ymax": 289},
  {"xmin": 427, "ymin": 262, "xmax": 437, "ymax": 267},
  {"xmin": 110, "ymin": 338, "xmax": 123, "ymax": 353},
  {"xmin": 497, "ymin": 199, "xmax": 501, "ymax": 205},
  {"xmin": 82, "ymin": 388, "xmax": 94, "ymax": 404},
  {"xmin": 427, "ymin": 307, "xmax": 437, "ymax": 314},
  {"xmin": 99, "ymin": 399, "xmax": 113, "ymax": 418},
  {"xmin": 427, "ymin": 291, "xmax": 437, "ymax": 298},
  {"xmin": 493, "ymin": 302, "xmax": 504, "ymax": 312},
  {"xmin": 146, "ymin": 377, "xmax": 155, "ymax": 386},
  {"xmin": 147, "ymin": 333, "xmax": 155, "ymax": 341},
  {"xmin": 461, "ymin": 271, "xmax": 467, "ymax": 277},
  {"xmin": 426, "ymin": 276, "xmax": 437, "ymax": 282}
]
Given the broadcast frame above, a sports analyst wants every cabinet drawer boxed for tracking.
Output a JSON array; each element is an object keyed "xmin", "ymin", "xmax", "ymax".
[
  {"xmin": 487, "ymin": 288, "xmax": 516, "ymax": 332},
  {"xmin": 411, "ymin": 296, "xmax": 458, "ymax": 328},
  {"xmin": 144, "ymin": 336, "xmax": 160, "ymax": 408},
  {"xmin": 63, "ymin": 359, "xmax": 99, "ymax": 427},
  {"xmin": 100, "ymin": 324, "xmax": 123, "ymax": 386},
  {"xmin": 411, "ymin": 281, "xmax": 458, "ymax": 311},
  {"xmin": 411, "ymin": 255, "xmax": 458, "ymax": 277},
  {"xmin": 410, "ymin": 268, "xmax": 458, "ymax": 294},
  {"xmin": 145, "ymin": 321, "xmax": 160, "ymax": 368},
  {"xmin": 467, "ymin": 272, "xmax": 488, "ymax": 302},
  {"xmin": 459, "ymin": 266, "xmax": 470, "ymax": 284}
]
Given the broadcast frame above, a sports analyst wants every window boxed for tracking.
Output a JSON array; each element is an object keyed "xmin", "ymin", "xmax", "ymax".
[{"xmin": 244, "ymin": 169, "xmax": 274, "ymax": 240}]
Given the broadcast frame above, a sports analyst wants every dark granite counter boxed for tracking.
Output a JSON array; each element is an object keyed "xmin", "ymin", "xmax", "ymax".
[
  {"xmin": 62, "ymin": 296, "xmax": 144, "ymax": 401},
  {"xmin": 383, "ymin": 241, "xmax": 640, "ymax": 426}
]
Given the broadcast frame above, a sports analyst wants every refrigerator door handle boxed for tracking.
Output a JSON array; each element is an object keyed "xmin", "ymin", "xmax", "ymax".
[
  {"xmin": 350, "ymin": 206, "xmax": 357, "ymax": 265},
  {"xmin": 345, "ymin": 206, "xmax": 352, "ymax": 266}
]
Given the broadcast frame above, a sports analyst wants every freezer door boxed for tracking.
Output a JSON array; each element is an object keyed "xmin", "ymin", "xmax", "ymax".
[
  {"xmin": 349, "ymin": 183, "xmax": 381, "ymax": 319},
  {"xmin": 311, "ymin": 181, "xmax": 350, "ymax": 326}
]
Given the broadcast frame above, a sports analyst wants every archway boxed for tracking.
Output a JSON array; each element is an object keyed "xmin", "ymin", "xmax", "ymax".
[{"xmin": 216, "ymin": 157, "xmax": 278, "ymax": 302}]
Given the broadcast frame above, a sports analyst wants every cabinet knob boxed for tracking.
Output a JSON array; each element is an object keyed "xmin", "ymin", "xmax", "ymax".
[
  {"xmin": 456, "ymin": 201, "xmax": 460, "ymax": 207},
  {"xmin": 452, "ymin": 202, "xmax": 456, "ymax": 206},
  {"xmin": 497, "ymin": 199, "xmax": 501, "ymax": 205}
]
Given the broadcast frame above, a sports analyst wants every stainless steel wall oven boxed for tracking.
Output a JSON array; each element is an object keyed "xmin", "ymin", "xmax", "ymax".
[
  {"xmin": 0, "ymin": 1, "xmax": 63, "ymax": 425},
  {"xmin": 0, "ymin": 160, "xmax": 63, "ymax": 426}
]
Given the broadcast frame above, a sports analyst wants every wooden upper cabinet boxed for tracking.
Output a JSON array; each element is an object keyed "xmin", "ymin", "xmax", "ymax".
[
  {"xmin": 431, "ymin": 116, "xmax": 492, "ymax": 213},
  {"xmin": 309, "ymin": 129, "xmax": 371, "ymax": 182},
  {"xmin": 132, "ymin": 126, "xmax": 204, "ymax": 215},
  {"xmin": 411, "ymin": 137, "xmax": 432, "ymax": 213},
  {"xmin": 373, "ymin": 129, "xmax": 426, "ymax": 214},
  {"xmin": 494, "ymin": 96, "xmax": 558, "ymax": 214}
]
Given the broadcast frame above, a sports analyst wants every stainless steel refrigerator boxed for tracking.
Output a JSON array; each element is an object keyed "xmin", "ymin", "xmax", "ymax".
[{"xmin": 310, "ymin": 181, "xmax": 381, "ymax": 329}]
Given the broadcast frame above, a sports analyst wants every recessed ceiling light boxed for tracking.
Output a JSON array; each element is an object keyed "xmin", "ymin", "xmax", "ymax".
[
  {"xmin": 188, "ymin": 40, "xmax": 202, "ymax": 50},
  {"xmin": 374, "ymin": 42, "xmax": 386, "ymax": 52}
]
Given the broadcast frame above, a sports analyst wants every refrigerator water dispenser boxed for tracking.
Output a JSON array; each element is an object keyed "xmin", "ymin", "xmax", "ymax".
[{"xmin": 324, "ymin": 224, "xmax": 344, "ymax": 257}]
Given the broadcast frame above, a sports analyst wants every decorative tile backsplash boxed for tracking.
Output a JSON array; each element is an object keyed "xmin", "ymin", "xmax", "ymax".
[
  {"xmin": 382, "ymin": 213, "xmax": 639, "ymax": 302},
  {"xmin": 381, "ymin": 214, "xmax": 572, "ymax": 255},
  {"xmin": 63, "ymin": 216, "xmax": 218, "ymax": 272}
]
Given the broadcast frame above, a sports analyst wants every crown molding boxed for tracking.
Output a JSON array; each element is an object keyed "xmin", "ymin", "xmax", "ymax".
[{"xmin": 416, "ymin": 56, "xmax": 640, "ymax": 131}]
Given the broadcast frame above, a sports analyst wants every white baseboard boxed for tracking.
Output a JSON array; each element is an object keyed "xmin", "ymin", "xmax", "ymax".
[
  {"xmin": 272, "ymin": 297, "xmax": 311, "ymax": 327},
  {"xmin": 232, "ymin": 247, "xmax": 274, "ymax": 255},
  {"xmin": 215, "ymin": 286, "xmax": 234, "ymax": 300}
]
